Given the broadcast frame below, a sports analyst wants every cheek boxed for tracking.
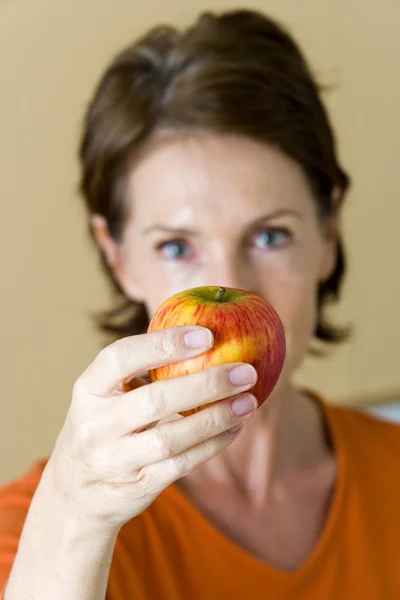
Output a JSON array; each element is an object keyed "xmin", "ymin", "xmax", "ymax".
[{"xmin": 263, "ymin": 266, "xmax": 320, "ymax": 374}]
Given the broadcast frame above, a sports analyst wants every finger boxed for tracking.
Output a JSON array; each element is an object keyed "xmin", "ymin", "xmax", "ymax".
[
  {"xmin": 137, "ymin": 424, "xmax": 246, "ymax": 492},
  {"xmin": 116, "ymin": 376, "xmax": 159, "ymax": 432},
  {"xmin": 78, "ymin": 326, "xmax": 213, "ymax": 396},
  {"xmin": 119, "ymin": 393, "xmax": 257, "ymax": 471},
  {"xmin": 111, "ymin": 362, "xmax": 258, "ymax": 432}
]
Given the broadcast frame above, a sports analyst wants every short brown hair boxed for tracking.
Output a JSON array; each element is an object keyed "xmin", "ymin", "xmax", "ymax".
[{"xmin": 79, "ymin": 9, "xmax": 350, "ymax": 346}]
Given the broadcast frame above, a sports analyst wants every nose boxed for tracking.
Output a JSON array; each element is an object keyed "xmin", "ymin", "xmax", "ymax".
[{"xmin": 204, "ymin": 254, "xmax": 257, "ymax": 294}]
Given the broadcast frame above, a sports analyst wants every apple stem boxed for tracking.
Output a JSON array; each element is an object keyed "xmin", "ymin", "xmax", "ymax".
[{"xmin": 215, "ymin": 287, "xmax": 226, "ymax": 302}]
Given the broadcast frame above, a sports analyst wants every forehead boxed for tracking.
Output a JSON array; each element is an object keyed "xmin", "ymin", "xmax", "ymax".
[{"xmin": 125, "ymin": 133, "xmax": 314, "ymax": 230}]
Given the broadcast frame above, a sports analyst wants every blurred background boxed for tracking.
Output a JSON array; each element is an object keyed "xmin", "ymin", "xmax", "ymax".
[{"xmin": 0, "ymin": 0, "xmax": 399, "ymax": 484}]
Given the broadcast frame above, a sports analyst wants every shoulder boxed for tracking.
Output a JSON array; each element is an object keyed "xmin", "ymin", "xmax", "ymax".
[
  {"xmin": 325, "ymin": 401, "xmax": 400, "ymax": 477},
  {"xmin": 310, "ymin": 389, "xmax": 400, "ymax": 451},
  {"xmin": 329, "ymin": 401, "xmax": 400, "ymax": 442}
]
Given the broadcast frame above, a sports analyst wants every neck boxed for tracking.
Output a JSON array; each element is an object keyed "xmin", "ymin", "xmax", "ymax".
[{"xmin": 178, "ymin": 383, "xmax": 333, "ymax": 508}]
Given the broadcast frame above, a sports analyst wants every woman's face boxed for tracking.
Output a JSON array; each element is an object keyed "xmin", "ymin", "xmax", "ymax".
[{"xmin": 93, "ymin": 133, "xmax": 336, "ymax": 378}]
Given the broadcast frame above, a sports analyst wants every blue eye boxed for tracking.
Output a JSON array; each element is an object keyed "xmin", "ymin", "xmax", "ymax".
[
  {"xmin": 156, "ymin": 239, "xmax": 190, "ymax": 260},
  {"xmin": 253, "ymin": 228, "xmax": 291, "ymax": 249}
]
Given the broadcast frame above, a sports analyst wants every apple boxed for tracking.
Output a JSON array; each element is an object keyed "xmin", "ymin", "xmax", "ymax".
[{"xmin": 147, "ymin": 286, "xmax": 286, "ymax": 417}]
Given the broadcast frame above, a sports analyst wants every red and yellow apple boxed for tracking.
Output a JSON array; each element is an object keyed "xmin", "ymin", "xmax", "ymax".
[{"xmin": 147, "ymin": 286, "xmax": 286, "ymax": 417}]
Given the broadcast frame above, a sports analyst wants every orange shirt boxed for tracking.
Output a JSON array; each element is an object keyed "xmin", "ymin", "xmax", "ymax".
[{"xmin": 1, "ymin": 398, "xmax": 400, "ymax": 599}]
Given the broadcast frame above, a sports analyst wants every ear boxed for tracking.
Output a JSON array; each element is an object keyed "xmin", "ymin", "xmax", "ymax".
[
  {"xmin": 318, "ymin": 186, "xmax": 341, "ymax": 283},
  {"xmin": 91, "ymin": 214, "xmax": 121, "ymax": 271},
  {"xmin": 90, "ymin": 214, "xmax": 145, "ymax": 302}
]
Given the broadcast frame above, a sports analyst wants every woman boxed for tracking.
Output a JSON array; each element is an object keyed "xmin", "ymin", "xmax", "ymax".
[{"xmin": 1, "ymin": 9, "xmax": 399, "ymax": 600}]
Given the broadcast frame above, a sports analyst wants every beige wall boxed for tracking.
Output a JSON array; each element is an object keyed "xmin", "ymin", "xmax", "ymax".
[{"xmin": 0, "ymin": 0, "xmax": 399, "ymax": 483}]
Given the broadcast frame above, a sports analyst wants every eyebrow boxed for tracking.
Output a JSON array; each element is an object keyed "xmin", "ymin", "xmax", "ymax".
[{"xmin": 141, "ymin": 209, "xmax": 303, "ymax": 237}]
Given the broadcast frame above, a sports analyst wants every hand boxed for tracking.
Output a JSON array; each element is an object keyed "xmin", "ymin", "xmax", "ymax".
[{"xmin": 48, "ymin": 326, "xmax": 258, "ymax": 532}]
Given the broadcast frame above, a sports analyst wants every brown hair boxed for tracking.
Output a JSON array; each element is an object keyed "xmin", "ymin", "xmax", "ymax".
[{"xmin": 79, "ymin": 9, "xmax": 350, "ymax": 346}]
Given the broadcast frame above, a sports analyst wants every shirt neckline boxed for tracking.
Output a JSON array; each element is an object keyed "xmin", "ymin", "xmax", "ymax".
[{"xmin": 165, "ymin": 392, "xmax": 348, "ymax": 586}]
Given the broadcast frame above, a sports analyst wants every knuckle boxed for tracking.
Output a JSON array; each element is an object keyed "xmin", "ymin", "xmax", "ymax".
[
  {"xmin": 136, "ymin": 383, "xmax": 167, "ymax": 419},
  {"xmin": 72, "ymin": 377, "xmax": 84, "ymax": 398},
  {"xmin": 200, "ymin": 437, "xmax": 216, "ymax": 458},
  {"xmin": 98, "ymin": 344, "xmax": 121, "ymax": 377},
  {"xmin": 150, "ymin": 330, "xmax": 179, "ymax": 362},
  {"xmin": 152, "ymin": 429, "xmax": 173, "ymax": 460},
  {"xmin": 207, "ymin": 405, "xmax": 226, "ymax": 432},
  {"xmin": 170, "ymin": 452, "xmax": 192, "ymax": 478},
  {"xmin": 200, "ymin": 370, "xmax": 219, "ymax": 399},
  {"xmin": 85, "ymin": 442, "xmax": 115, "ymax": 480},
  {"xmin": 134, "ymin": 467, "xmax": 160, "ymax": 496},
  {"xmin": 72, "ymin": 375, "xmax": 93, "ymax": 402},
  {"xmin": 75, "ymin": 421, "xmax": 98, "ymax": 449}
]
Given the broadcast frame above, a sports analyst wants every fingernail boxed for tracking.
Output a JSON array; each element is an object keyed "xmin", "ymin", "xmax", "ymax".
[
  {"xmin": 184, "ymin": 328, "xmax": 213, "ymax": 349},
  {"xmin": 231, "ymin": 394, "xmax": 258, "ymax": 416},
  {"xmin": 229, "ymin": 364, "xmax": 257, "ymax": 386}
]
